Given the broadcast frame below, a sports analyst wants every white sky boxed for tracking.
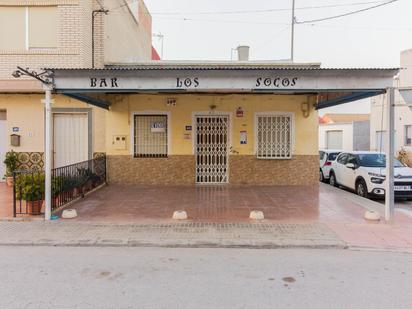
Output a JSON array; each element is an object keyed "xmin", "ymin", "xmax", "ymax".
[{"xmin": 144, "ymin": 0, "xmax": 411, "ymax": 114}]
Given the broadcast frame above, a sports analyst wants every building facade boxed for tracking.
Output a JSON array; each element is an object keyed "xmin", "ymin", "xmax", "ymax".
[
  {"xmin": 0, "ymin": 0, "xmax": 153, "ymax": 177},
  {"xmin": 319, "ymin": 114, "xmax": 370, "ymax": 151},
  {"xmin": 370, "ymin": 49, "xmax": 412, "ymax": 161}
]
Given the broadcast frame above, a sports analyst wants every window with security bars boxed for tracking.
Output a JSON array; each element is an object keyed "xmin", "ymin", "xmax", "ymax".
[
  {"xmin": 256, "ymin": 114, "xmax": 293, "ymax": 159},
  {"xmin": 134, "ymin": 115, "xmax": 168, "ymax": 158}
]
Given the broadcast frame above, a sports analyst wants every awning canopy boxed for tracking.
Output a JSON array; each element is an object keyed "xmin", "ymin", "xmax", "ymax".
[{"xmin": 47, "ymin": 63, "xmax": 398, "ymax": 110}]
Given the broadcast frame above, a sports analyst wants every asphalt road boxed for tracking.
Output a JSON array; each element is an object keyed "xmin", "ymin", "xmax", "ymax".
[{"xmin": 0, "ymin": 247, "xmax": 411, "ymax": 309}]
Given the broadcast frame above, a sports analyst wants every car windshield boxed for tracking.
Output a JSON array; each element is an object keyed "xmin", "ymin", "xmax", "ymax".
[
  {"xmin": 357, "ymin": 154, "xmax": 404, "ymax": 168},
  {"xmin": 327, "ymin": 153, "xmax": 340, "ymax": 161}
]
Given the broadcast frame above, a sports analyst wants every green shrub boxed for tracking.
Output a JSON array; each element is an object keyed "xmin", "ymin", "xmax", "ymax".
[
  {"xmin": 3, "ymin": 150, "xmax": 18, "ymax": 177},
  {"xmin": 16, "ymin": 173, "xmax": 45, "ymax": 201}
]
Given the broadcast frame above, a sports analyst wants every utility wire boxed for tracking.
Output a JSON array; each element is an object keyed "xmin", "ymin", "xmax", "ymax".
[
  {"xmin": 108, "ymin": 0, "xmax": 388, "ymax": 15},
  {"xmin": 296, "ymin": 0, "xmax": 399, "ymax": 24},
  {"xmin": 150, "ymin": 1, "xmax": 387, "ymax": 15}
]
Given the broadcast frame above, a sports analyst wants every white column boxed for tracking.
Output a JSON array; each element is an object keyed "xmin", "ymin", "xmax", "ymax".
[
  {"xmin": 43, "ymin": 86, "xmax": 53, "ymax": 221},
  {"xmin": 385, "ymin": 87, "xmax": 395, "ymax": 222}
]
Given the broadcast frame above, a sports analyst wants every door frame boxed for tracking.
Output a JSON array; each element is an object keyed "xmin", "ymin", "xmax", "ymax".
[
  {"xmin": 192, "ymin": 111, "xmax": 232, "ymax": 184},
  {"xmin": 0, "ymin": 111, "xmax": 7, "ymax": 182},
  {"xmin": 52, "ymin": 108, "xmax": 93, "ymax": 167}
]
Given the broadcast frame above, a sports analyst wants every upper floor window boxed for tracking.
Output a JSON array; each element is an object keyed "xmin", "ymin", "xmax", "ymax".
[
  {"xmin": 0, "ymin": 6, "xmax": 57, "ymax": 50},
  {"xmin": 255, "ymin": 113, "xmax": 293, "ymax": 159}
]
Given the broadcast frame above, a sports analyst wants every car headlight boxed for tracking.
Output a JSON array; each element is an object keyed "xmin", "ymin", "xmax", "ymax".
[
  {"xmin": 370, "ymin": 177, "xmax": 385, "ymax": 184},
  {"xmin": 368, "ymin": 172, "xmax": 386, "ymax": 178}
]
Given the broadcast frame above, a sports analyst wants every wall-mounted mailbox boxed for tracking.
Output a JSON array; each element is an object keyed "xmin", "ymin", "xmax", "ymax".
[
  {"xmin": 113, "ymin": 135, "xmax": 127, "ymax": 150},
  {"xmin": 10, "ymin": 134, "xmax": 20, "ymax": 147}
]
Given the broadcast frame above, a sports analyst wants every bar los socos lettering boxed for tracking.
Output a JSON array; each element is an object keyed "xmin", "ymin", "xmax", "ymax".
[
  {"xmin": 175, "ymin": 77, "xmax": 298, "ymax": 88},
  {"xmin": 255, "ymin": 77, "xmax": 298, "ymax": 87},
  {"xmin": 89, "ymin": 76, "xmax": 298, "ymax": 89}
]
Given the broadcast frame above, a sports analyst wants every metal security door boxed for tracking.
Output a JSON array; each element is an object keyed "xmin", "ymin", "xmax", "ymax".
[{"xmin": 195, "ymin": 115, "xmax": 229, "ymax": 184}]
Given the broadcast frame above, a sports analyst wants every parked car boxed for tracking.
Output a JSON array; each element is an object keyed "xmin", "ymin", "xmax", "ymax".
[
  {"xmin": 329, "ymin": 151, "xmax": 412, "ymax": 199},
  {"xmin": 319, "ymin": 149, "xmax": 341, "ymax": 183}
]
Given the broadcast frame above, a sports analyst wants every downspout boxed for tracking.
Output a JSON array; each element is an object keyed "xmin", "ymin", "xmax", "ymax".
[{"xmin": 92, "ymin": 9, "xmax": 108, "ymax": 68}]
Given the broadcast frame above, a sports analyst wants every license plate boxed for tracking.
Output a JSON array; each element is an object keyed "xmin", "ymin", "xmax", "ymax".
[{"xmin": 395, "ymin": 185, "xmax": 412, "ymax": 191}]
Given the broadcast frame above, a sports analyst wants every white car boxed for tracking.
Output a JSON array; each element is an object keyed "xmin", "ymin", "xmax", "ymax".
[
  {"xmin": 319, "ymin": 150, "xmax": 341, "ymax": 183},
  {"xmin": 329, "ymin": 151, "xmax": 412, "ymax": 199}
]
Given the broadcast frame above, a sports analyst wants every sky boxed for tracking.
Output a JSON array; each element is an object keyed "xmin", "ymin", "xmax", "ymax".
[{"xmin": 143, "ymin": 0, "xmax": 412, "ymax": 114}]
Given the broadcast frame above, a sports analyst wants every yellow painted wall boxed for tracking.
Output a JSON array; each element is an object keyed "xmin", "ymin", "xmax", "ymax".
[
  {"xmin": 105, "ymin": 94, "xmax": 319, "ymax": 156},
  {"xmin": 0, "ymin": 94, "xmax": 106, "ymax": 153},
  {"xmin": 0, "ymin": 93, "xmax": 318, "ymax": 158}
]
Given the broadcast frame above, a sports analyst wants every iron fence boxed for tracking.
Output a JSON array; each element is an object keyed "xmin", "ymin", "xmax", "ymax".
[
  {"xmin": 13, "ymin": 155, "xmax": 106, "ymax": 217},
  {"xmin": 51, "ymin": 156, "xmax": 106, "ymax": 211}
]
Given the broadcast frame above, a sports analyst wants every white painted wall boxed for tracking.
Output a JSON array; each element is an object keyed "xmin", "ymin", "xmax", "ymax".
[
  {"xmin": 319, "ymin": 123, "xmax": 353, "ymax": 150},
  {"xmin": 370, "ymin": 48, "xmax": 412, "ymax": 153}
]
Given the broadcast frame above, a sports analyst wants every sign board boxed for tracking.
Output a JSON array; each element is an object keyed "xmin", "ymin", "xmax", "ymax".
[
  {"xmin": 52, "ymin": 69, "xmax": 397, "ymax": 93},
  {"xmin": 151, "ymin": 122, "xmax": 166, "ymax": 133}
]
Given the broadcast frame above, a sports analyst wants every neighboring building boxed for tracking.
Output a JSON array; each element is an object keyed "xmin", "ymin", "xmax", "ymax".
[
  {"xmin": 370, "ymin": 49, "xmax": 412, "ymax": 159},
  {"xmin": 0, "ymin": 0, "xmax": 153, "ymax": 177},
  {"xmin": 319, "ymin": 114, "xmax": 370, "ymax": 151}
]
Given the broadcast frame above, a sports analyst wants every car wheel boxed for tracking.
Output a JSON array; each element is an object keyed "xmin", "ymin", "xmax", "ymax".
[
  {"xmin": 329, "ymin": 172, "xmax": 338, "ymax": 187},
  {"xmin": 356, "ymin": 179, "xmax": 368, "ymax": 198},
  {"xmin": 319, "ymin": 170, "xmax": 325, "ymax": 182}
]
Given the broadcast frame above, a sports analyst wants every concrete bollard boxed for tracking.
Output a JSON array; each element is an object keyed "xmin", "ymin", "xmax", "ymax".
[
  {"xmin": 249, "ymin": 210, "xmax": 264, "ymax": 220},
  {"xmin": 364, "ymin": 210, "xmax": 380, "ymax": 221},
  {"xmin": 173, "ymin": 210, "xmax": 188, "ymax": 220}
]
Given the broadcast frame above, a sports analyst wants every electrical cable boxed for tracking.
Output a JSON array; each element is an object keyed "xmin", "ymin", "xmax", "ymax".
[
  {"xmin": 108, "ymin": 0, "xmax": 389, "ymax": 15},
  {"xmin": 296, "ymin": 0, "xmax": 399, "ymax": 24}
]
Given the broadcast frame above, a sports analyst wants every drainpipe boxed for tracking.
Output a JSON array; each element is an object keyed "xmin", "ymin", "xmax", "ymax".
[
  {"xmin": 385, "ymin": 87, "xmax": 395, "ymax": 222},
  {"xmin": 43, "ymin": 85, "xmax": 53, "ymax": 221},
  {"xmin": 92, "ymin": 9, "xmax": 109, "ymax": 68}
]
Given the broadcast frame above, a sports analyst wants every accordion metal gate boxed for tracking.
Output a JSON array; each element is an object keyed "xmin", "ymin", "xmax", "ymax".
[{"xmin": 195, "ymin": 115, "xmax": 229, "ymax": 184}]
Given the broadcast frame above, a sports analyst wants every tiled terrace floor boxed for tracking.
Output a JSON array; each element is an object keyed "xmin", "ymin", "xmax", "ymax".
[
  {"xmin": 2, "ymin": 182, "xmax": 411, "ymax": 225},
  {"xmin": 49, "ymin": 183, "xmax": 409, "ymax": 224}
]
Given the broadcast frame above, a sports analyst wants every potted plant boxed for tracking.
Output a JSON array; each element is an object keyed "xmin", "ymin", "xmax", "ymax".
[
  {"xmin": 51, "ymin": 176, "xmax": 64, "ymax": 207},
  {"xmin": 16, "ymin": 173, "xmax": 45, "ymax": 215},
  {"xmin": 3, "ymin": 150, "xmax": 18, "ymax": 187},
  {"xmin": 77, "ymin": 167, "xmax": 93, "ymax": 192},
  {"xmin": 72, "ymin": 174, "xmax": 87, "ymax": 197}
]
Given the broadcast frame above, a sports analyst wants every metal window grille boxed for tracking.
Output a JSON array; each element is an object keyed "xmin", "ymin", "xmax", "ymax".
[
  {"xmin": 256, "ymin": 114, "xmax": 292, "ymax": 159},
  {"xmin": 134, "ymin": 115, "xmax": 168, "ymax": 158}
]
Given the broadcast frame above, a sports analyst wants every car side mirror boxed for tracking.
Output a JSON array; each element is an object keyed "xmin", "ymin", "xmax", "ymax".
[{"xmin": 346, "ymin": 163, "xmax": 356, "ymax": 169}]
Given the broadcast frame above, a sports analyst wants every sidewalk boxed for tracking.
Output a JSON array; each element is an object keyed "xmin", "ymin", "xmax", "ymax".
[
  {"xmin": 321, "ymin": 184, "xmax": 412, "ymax": 252},
  {"xmin": 0, "ymin": 221, "xmax": 345, "ymax": 249}
]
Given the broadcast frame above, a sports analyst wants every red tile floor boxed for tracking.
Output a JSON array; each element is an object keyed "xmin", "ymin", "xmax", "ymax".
[{"xmin": 51, "ymin": 184, "xmax": 321, "ymax": 223}]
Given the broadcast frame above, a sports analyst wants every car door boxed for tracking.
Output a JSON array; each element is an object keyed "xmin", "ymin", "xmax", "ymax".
[
  {"xmin": 334, "ymin": 153, "xmax": 348, "ymax": 184},
  {"xmin": 342, "ymin": 154, "xmax": 358, "ymax": 189}
]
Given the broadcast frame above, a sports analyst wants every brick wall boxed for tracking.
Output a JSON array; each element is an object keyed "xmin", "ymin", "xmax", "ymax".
[
  {"xmin": 229, "ymin": 155, "xmax": 319, "ymax": 185},
  {"xmin": 0, "ymin": 0, "xmax": 105, "ymax": 80},
  {"xmin": 107, "ymin": 155, "xmax": 319, "ymax": 186}
]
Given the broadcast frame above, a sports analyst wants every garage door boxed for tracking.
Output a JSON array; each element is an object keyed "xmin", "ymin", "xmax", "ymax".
[
  {"xmin": 326, "ymin": 130, "xmax": 343, "ymax": 150},
  {"xmin": 0, "ymin": 112, "xmax": 6, "ymax": 181},
  {"xmin": 53, "ymin": 113, "xmax": 88, "ymax": 168}
]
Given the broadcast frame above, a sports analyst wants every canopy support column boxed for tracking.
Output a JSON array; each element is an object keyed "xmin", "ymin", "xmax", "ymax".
[
  {"xmin": 43, "ymin": 86, "xmax": 53, "ymax": 221},
  {"xmin": 385, "ymin": 87, "xmax": 395, "ymax": 222}
]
